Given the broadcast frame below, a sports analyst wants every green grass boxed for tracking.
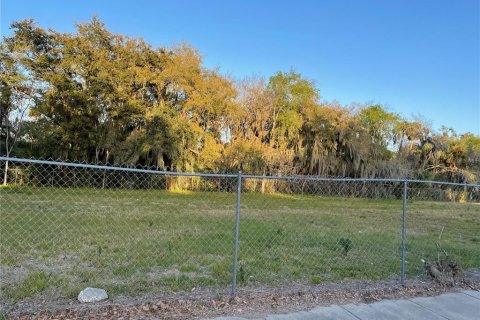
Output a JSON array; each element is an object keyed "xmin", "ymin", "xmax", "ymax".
[
  {"xmin": 5, "ymin": 271, "xmax": 52, "ymax": 300},
  {"xmin": 1, "ymin": 186, "xmax": 479, "ymax": 302}
]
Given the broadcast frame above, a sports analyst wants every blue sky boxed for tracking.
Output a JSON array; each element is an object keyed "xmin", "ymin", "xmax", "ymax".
[{"xmin": 1, "ymin": 0, "xmax": 479, "ymax": 134}]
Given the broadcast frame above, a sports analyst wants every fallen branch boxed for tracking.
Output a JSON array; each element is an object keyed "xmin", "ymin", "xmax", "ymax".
[{"xmin": 422, "ymin": 226, "xmax": 463, "ymax": 286}]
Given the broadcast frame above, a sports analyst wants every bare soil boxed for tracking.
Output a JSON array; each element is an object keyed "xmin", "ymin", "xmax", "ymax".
[{"xmin": 3, "ymin": 270, "xmax": 479, "ymax": 320}]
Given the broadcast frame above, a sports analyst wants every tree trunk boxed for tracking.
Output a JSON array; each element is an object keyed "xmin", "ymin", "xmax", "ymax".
[
  {"xmin": 102, "ymin": 150, "xmax": 110, "ymax": 188},
  {"xmin": 3, "ymin": 160, "xmax": 9, "ymax": 186},
  {"xmin": 260, "ymin": 169, "xmax": 266, "ymax": 194}
]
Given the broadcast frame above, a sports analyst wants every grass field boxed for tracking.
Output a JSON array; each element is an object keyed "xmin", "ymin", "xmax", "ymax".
[{"xmin": 1, "ymin": 185, "xmax": 479, "ymax": 302}]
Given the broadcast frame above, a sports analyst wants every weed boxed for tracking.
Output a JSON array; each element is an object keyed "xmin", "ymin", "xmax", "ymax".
[{"xmin": 339, "ymin": 237, "xmax": 353, "ymax": 256}]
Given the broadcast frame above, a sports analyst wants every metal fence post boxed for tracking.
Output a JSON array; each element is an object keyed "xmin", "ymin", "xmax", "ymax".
[
  {"xmin": 231, "ymin": 171, "xmax": 242, "ymax": 296},
  {"xmin": 401, "ymin": 180, "xmax": 408, "ymax": 285}
]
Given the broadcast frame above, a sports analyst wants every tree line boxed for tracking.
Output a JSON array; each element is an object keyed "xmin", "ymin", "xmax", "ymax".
[{"xmin": 1, "ymin": 18, "xmax": 479, "ymax": 183}]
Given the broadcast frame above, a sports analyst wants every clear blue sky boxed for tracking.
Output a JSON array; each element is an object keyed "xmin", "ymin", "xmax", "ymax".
[{"xmin": 1, "ymin": 0, "xmax": 479, "ymax": 134}]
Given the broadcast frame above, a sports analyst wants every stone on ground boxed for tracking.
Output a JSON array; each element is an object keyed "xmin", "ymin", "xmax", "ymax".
[{"xmin": 78, "ymin": 287, "xmax": 108, "ymax": 303}]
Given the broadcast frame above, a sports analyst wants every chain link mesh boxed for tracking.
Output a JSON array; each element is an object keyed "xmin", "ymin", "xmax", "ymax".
[
  {"xmin": 1, "ymin": 159, "xmax": 237, "ymax": 302},
  {"xmin": 405, "ymin": 182, "xmax": 480, "ymax": 276},
  {"xmin": 237, "ymin": 178, "xmax": 404, "ymax": 286},
  {"xmin": 1, "ymin": 158, "xmax": 479, "ymax": 308}
]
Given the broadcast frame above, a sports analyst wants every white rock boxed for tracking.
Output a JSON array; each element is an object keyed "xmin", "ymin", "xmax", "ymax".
[{"xmin": 78, "ymin": 287, "xmax": 108, "ymax": 303}]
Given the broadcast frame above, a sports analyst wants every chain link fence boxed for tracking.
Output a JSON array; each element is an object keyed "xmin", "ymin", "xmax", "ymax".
[{"xmin": 1, "ymin": 157, "xmax": 479, "ymax": 305}]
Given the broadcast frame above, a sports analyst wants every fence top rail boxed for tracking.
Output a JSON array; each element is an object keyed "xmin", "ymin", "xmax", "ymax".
[
  {"xmin": 2, "ymin": 156, "xmax": 480, "ymax": 188},
  {"xmin": 0, "ymin": 157, "xmax": 237, "ymax": 179},
  {"xmin": 242, "ymin": 174, "xmax": 480, "ymax": 188}
]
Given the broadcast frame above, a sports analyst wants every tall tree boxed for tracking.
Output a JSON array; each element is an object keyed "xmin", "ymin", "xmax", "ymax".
[
  {"xmin": 1, "ymin": 18, "xmax": 478, "ymax": 183},
  {"xmin": 0, "ymin": 40, "xmax": 35, "ymax": 184}
]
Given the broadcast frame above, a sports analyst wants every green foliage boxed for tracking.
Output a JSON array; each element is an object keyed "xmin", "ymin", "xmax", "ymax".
[
  {"xmin": 339, "ymin": 237, "xmax": 353, "ymax": 256},
  {"xmin": 1, "ymin": 18, "xmax": 479, "ymax": 182}
]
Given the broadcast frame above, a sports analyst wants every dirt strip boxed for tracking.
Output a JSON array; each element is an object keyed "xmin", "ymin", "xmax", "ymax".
[{"xmin": 3, "ymin": 272, "xmax": 479, "ymax": 320}]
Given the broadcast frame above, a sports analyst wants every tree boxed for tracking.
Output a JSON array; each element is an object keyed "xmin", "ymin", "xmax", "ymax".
[
  {"xmin": 267, "ymin": 70, "xmax": 318, "ymax": 150},
  {"xmin": 2, "ymin": 17, "xmax": 479, "ymax": 183},
  {"xmin": 0, "ymin": 40, "xmax": 35, "ymax": 185},
  {"xmin": 2, "ymin": 19, "xmax": 236, "ymax": 171}
]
